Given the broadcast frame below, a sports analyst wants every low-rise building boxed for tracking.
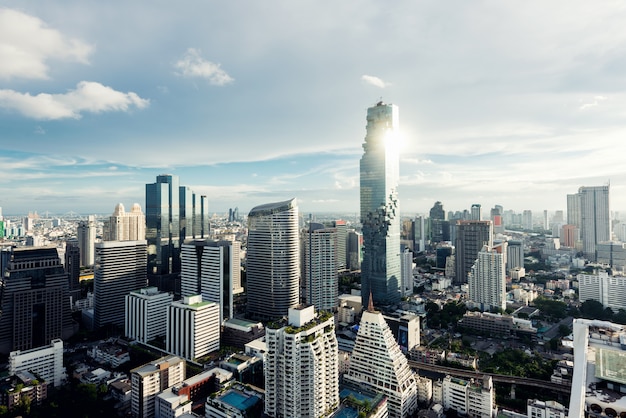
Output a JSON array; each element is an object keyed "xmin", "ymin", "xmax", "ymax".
[
  {"xmin": 442, "ymin": 375, "xmax": 495, "ymax": 417},
  {"xmin": 8, "ymin": 338, "xmax": 66, "ymax": 387},
  {"xmin": 0, "ymin": 371, "xmax": 48, "ymax": 411},
  {"xmin": 205, "ymin": 383, "xmax": 264, "ymax": 418}
]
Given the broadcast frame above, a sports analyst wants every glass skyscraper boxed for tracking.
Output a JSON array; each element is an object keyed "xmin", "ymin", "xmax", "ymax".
[
  {"xmin": 146, "ymin": 174, "xmax": 180, "ymax": 276},
  {"xmin": 246, "ymin": 198, "xmax": 300, "ymax": 320},
  {"xmin": 360, "ymin": 101, "xmax": 402, "ymax": 307}
]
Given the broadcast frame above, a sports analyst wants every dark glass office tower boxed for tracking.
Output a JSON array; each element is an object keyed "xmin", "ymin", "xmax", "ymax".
[
  {"xmin": 360, "ymin": 101, "xmax": 402, "ymax": 307},
  {"xmin": 0, "ymin": 246, "xmax": 75, "ymax": 354},
  {"xmin": 146, "ymin": 174, "xmax": 180, "ymax": 276}
]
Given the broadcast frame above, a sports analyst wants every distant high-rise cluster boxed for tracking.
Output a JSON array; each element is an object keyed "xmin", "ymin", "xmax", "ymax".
[{"xmin": 360, "ymin": 101, "xmax": 402, "ymax": 307}]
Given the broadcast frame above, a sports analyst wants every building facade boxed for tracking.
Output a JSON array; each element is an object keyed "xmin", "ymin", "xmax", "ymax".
[
  {"xmin": 264, "ymin": 305, "xmax": 339, "ymax": 418},
  {"xmin": 180, "ymin": 239, "xmax": 242, "ymax": 323},
  {"xmin": 166, "ymin": 295, "xmax": 220, "ymax": 361},
  {"xmin": 344, "ymin": 308, "xmax": 417, "ymax": 418},
  {"xmin": 9, "ymin": 339, "xmax": 66, "ymax": 387},
  {"xmin": 360, "ymin": 101, "xmax": 402, "ymax": 307},
  {"xmin": 125, "ymin": 287, "xmax": 173, "ymax": 344},
  {"xmin": 77, "ymin": 215, "xmax": 96, "ymax": 267},
  {"xmin": 246, "ymin": 199, "xmax": 300, "ymax": 320},
  {"xmin": 302, "ymin": 223, "xmax": 339, "ymax": 311},
  {"xmin": 0, "ymin": 246, "xmax": 75, "ymax": 354},
  {"xmin": 454, "ymin": 221, "xmax": 493, "ymax": 285},
  {"xmin": 104, "ymin": 203, "xmax": 146, "ymax": 241},
  {"xmin": 131, "ymin": 355, "xmax": 186, "ymax": 418},
  {"xmin": 94, "ymin": 240, "xmax": 147, "ymax": 329},
  {"xmin": 468, "ymin": 244, "xmax": 506, "ymax": 312}
]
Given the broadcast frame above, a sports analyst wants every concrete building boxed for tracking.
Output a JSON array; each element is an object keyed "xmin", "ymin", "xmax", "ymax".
[
  {"xmin": 131, "ymin": 355, "xmax": 186, "ymax": 418},
  {"xmin": 527, "ymin": 399, "xmax": 568, "ymax": 418},
  {"xmin": 454, "ymin": 221, "xmax": 493, "ymax": 285},
  {"xmin": 180, "ymin": 239, "xmax": 242, "ymax": 323},
  {"xmin": 205, "ymin": 383, "xmax": 264, "ymax": 418},
  {"xmin": 344, "ymin": 305, "xmax": 417, "ymax": 418},
  {"xmin": 577, "ymin": 271, "xmax": 626, "ymax": 313},
  {"xmin": 569, "ymin": 319, "xmax": 626, "ymax": 417},
  {"xmin": 400, "ymin": 246, "xmax": 413, "ymax": 297},
  {"xmin": 0, "ymin": 246, "xmax": 75, "ymax": 353},
  {"xmin": 302, "ymin": 222, "xmax": 339, "ymax": 311},
  {"xmin": 246, "ymin": 199, "xmax": 300, "ymax": 320},
  {"xmin": 468, "ymin": 244, "xmax": 506, "ymax": 312},
  {"xmin": 94, "ymin": 240, "xmax": 147, "ymax": 330},
  {"xmin": 8, "ymin": 338, "xmax": 66, "ymax": 387},
  {"xmin": 104, "ymin": 203, "xmax": 146, "ymax": 241},
  {"xmin": 569, "ymin": 185, "xmax": 611, "ymax": 261},
  {"xmin": 125, "ymin": 287, "xmax": 173, "ymax": 344},
  {"xmin": 596, "ymin": 241, "xmax": 626, "ymax": 273},
  {"xmin": 442, "ymin": 375, "xmax": 495, "ymax": 417},
  {"xmin": 506, "ymin": 240, "xmax": 524, "ymax": 274},
  {"xmin": 166, "ymin": 295, "xmax": 220, "ymax": 361},
  {"xmin": 360, "ymin": 101, "xmax": 402, "ymax": 307},
  {"xmin": 77, "ymin": 215, "xmax": 96, "ymax": 267},
  {"xmin": 347, "ymin": 230, "xmax": 363, "ymax": 271},
  {"xmin": 264, "ymin": 305, "xmax": 339, "ymax": 418}
]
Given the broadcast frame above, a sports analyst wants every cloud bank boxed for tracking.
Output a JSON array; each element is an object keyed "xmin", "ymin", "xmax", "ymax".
[
  {"xmin": 0, "ymin": 8, "xmax": 92, "ymax": 80},
  {"xmin": 361, "ymin": 75, "xmax": 390, "ymax": 88},
  {"xmin": 0, "ymin": 81, "xmax": 149, "ymax": 120}
]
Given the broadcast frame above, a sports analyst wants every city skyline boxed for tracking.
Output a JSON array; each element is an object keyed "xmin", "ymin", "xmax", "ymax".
[{"xmin": 2, "ymin": 2, "xmax": 626, "ymax": 215}]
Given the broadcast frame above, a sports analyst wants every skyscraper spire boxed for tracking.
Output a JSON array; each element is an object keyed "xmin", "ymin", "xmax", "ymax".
[{"xmin": 368, "ymin": 289, "xmax": 375, "ymax": 313}]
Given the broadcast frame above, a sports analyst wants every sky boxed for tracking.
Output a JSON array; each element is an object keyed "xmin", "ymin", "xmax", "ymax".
[{"xmin": 1, "ymin": 1, "xmax": 626, "ymax": 218}]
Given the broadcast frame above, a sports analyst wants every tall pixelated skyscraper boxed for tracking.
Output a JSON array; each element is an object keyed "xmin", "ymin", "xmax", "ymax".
[
  {"xmin": 360, "ymin": 101, "xmax": 401, "ymax": 307},
  {"xmin": 468, "ymin": 243, "xmax": 506, "ymax": 312},
  {"xmin": 246, "ymin": 199, "xmax": 300, "ymax": 320},
  {"xmin": 0, "ymin": 246, "xmax": 75, "ymax": 354}
]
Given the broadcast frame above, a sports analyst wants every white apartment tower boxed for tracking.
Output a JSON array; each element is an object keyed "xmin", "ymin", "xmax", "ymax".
[
  {"xmin": 94, "ymin": 240, "xmax": 147, "ymax": 329},
  {"xmin": 125, "ymin": 287, "xmax": 173, "ymax": 344},
  {"xmin": 105, "ymin": 203, "xmax": 146, "ymax": 241},
  {"xmin": 302, "ymin": 223, "xmax": 339, "ymax": 311},
  {"xmin": 468, "ymin": 244, "xmax": 506, "ymax": 312},
  {"xmin": 77, "ymin": 215, "xmax": 96, "ymax": 266},
  {"xmin": 166, "ymin": 295, "xmax": 220, "ymax": 361},
  {"xmin": 131, "ymin": 355, "xmax": 186, "ymax": 418},
  {"xmin": 9, "ymin": 339, "xmax": 66, "ymax": 387},
  {"xmin": 400, "ymin": 246, "xmax": 413, "ymax": 297},
  {"xmin": 181, "ymin": 239, "xmax": 242, "ymax": 323},
  {"xmin": 344, "ymin": 304, "xmax": 418, "ymax": 418},
  {"xmin": 264, "ymin": 305, "xmax": 339, "ymax": 418},
  {"xmin": 442, "ymin": 375, "xmax": 495, "ymax": 417}
]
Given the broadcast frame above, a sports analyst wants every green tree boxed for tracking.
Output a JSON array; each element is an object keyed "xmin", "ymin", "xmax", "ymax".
[{"xmin": 580, "ymin": 299, "xmax": 607, "ymax": 320}]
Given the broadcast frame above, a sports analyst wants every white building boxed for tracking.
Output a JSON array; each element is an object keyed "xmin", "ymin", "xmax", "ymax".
[
  {"xmin": 344, "ymin": 306, "xmax": 417, "ymax": 418},
  {"xmin": 131, "ymin": 355, "xmax": 186, "ymax": 418},
  {"xmin": 578, "ymin": 271, "xmax": 626, "ymax": 313},
  {"xmin": 9, "ymin": 338, "xmax": 66, "ymax": 387},
  {"xmin": 166, "ymin": 295, "xmax": 220, "ymax": 361},
  {"xmin": 104, "ymin": 203, "xmax": 146, "ymax": 241},
  {"xmin": 570, "ymin": 319, "xmax": 626, "ymax": 417},
  {"xmin": 181, "ymin": 239, "xmax": 242, "ymax": 323},
  {"xmin": 155, "ymin": 388, "xmax": 192, "ymax": 418},
  {"xmin": 416, "ymin": 375, "xmax": 433, "ymax": 405},
  {"xmin": 77, "ymin": 215, "xmax": 96, "ymax": 267},
  {"xmin": 125, "ymin": 287, "xmax": 173, "ymax": 344},
  {"xmin": 468, "ymin": 244, "xmax": 506, "ymax": 312},
  {"xmin": 400, "ymin": 246, "xmax": 413, "ymax": 297},
  {"xmin": 264, "ymin": 305, "xmax": 339, "ymax": 418},
  {"xmin": 206, "ymin": 384, "xmax": 263, "ymax": 418},
  {"xmin": 442, "ymin": 375, "xmax": 495, "ymax": 417},
  {"xmin": 527, "ymin": 399, "xmax": 568, "ymax": 418},
  {"xmin": 302, "ymin": 223, "xmax": 339, "ymax": 311}
]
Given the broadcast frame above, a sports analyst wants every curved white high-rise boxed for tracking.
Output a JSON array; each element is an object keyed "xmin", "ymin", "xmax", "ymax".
[
  {"xmin": 246, "ymin": 198, "xmax": 300, "ymax": 320},
  {"xmin": 360, "ymin": 101, "xmax": 402, "ymax": 306}
]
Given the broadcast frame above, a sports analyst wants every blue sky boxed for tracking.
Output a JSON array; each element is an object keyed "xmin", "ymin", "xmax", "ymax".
[{"xmin": 2, "ymin": 1, "xmax": 626, "ymax": 217}]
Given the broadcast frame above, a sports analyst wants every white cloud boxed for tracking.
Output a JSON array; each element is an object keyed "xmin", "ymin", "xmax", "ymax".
[
  {"xmin": 0, "ymin": 8, "xmax": 92, "ymax": 80},
  {"xmin": 580, "ymin": 95, "xmax": 608, "ymax": 110},
  {"xmin": 174, "ymin": 48, "xmax": 234, "ymax": 86},
  {"xmin": 361, "ymin": 74, "xmax": 390, "ymax": 88},
  {"xmin": 0, "ymin": 81, "xmax": 149, "ymax": 120}
]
